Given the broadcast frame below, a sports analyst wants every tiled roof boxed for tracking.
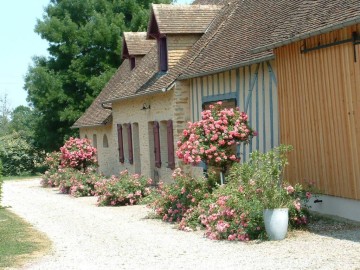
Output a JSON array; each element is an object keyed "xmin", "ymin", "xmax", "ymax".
[
  {"xmin": 123, "ymin": 32, "xmax": 156, "ymax": 57},
  {"xmin": 104, "ymin": 45, "xmax": 159, "ymax": 102},
  {"xmin": 107, "ymin": 1, "xmax": 233, "ymax": 101},
  {"xmin": 180, "ymin": 0, "xmax": 305, "ymax": 78},
  {"xmin": 105, "ymin": 3, "xmax": 226, "ymax": 102},
  {"xmin": 126, "ymin": 1, "xmax": 234, "ymax": 97},
  {"xmin": 253, "ymin": 0, "xmax": 360, "ymax": 52},
  {"xmin": 72, "ymin": 60, "xmax": 131, "ymax": 128},
  {"xmin": 148, "ymin": 4, "xmax": 222, "ymax": 36}
]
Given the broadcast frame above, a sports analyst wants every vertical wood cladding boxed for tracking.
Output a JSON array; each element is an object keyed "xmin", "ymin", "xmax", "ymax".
[{"xmin": 275, "ymin": 24, "xmax": 360, "ymax": 200}]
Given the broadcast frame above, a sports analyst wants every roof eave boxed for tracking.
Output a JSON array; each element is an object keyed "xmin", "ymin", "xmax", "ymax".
[
  {"xmin": 178, "ymin": 55, "xmax": 275, "ymax": 80},
  {"xmin": 71, "ymin": 123, "xmax": 109, "ymax": 129},
  {"xmin": 252, "ymin": 17, "xmax": 360, "ymax": 54},
  {"xmin": 103, "ymin": 82, "xmax": 177, "ymax": 104}
]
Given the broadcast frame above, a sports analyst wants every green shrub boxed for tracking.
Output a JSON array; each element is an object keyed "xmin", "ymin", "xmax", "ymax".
[
  {"xmin": 94, "ymin": 170, "xmax": 153, "ymax": 206},
  {"xmin": 0, "ymin": 159, "xmax": 3, "ymax": 207},
  {"xmin": 0, "ymin": 132, "xmax": 42, "ymax": 176}
]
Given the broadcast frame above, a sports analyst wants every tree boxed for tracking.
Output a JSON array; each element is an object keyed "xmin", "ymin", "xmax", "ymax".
[
  {"xmin": 25, "ymin": 0, "xmax": 172, "ymax": 151},
  {"xmin": 0, "ymin": 94, "xmax": 11, "ymax": 137},
  {"xmin": 9, "ymin": 106, "xmax": 37, "ymax": 142}
]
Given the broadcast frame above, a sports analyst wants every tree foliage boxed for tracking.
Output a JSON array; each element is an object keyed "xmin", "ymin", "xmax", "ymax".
[
  {"xmin": 0, "ymin": 94, "xmax": 11, "ymax": 137},
  {"xmin": 0, "ymin": 132, "xmax": 43, "ymax": 176},
  {"xmin": 25, "ymin": 0, "xmax": 171, "ymax": 151}
]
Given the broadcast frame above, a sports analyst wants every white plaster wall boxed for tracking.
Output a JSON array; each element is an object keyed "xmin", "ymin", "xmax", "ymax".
[{"xmin": 309, "ymin": 194, "xmax": 360, "ymax": 222}]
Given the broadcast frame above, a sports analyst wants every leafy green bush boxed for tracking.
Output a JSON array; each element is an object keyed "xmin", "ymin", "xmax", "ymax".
[
  {"xmin": 94, "ymin": 170, "xmax": 153, "ymax": 206},
  {"xmin": 0, "ymin": 132, "xmax": 42, "ymax": 176},
  {"xmin": 0, "ymin": 159, "xmax": 3, "ymax": 207}
]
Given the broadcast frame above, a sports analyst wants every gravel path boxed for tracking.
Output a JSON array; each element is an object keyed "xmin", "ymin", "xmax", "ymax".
[{"xmin": 3, "ymin": 179, "xmax": 360, "ymax": 270}]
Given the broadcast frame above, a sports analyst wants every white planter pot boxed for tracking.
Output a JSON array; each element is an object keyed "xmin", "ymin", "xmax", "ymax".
[{"xmin": 263, "ymin": 208, "xmax": 289, "ymax": 240}]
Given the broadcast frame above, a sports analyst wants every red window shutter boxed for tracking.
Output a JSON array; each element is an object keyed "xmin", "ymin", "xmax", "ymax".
[
  {"xmin": 127, "ymin": 123, "xmax": 133, "ymax": 164},
  {"xmin": 159, "ymin": 37, "xmax": 168, "ymax": 72},
  {"xmin": 167, "ymin": 120, "xmax": 175, "ymax": 169},
  {"xmin": 153, "ymin": 121, "xmax": 161, "ymax": 168},
  {"xmin": 117, "ymin": 124, "xmax": 124, "ymax": 163}
]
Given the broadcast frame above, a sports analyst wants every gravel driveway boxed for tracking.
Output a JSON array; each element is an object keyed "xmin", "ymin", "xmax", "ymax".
[{"xmin": 3, "ymin": 179, "xmax": 360, "ymax": 270}]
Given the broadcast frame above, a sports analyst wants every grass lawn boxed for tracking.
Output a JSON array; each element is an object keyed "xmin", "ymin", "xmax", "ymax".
[{"xmin": 0, "ymin": 208, "xmax": 51, "ymax": 269}]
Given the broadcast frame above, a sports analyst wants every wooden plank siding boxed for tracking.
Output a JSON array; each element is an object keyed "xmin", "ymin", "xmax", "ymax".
[
  {"xmin": 190, "ymin": 60, "xmax": 279, "ymax": 161},
  {"xmin": 275, "ymin": 24, "xmax": 360, "ymax": 200}
]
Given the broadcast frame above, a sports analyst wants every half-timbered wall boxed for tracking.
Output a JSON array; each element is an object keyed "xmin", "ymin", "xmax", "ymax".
[
  {"xmin": 190, "ymin": 60, "xmax": 279, "ymax": 161},
  {"xmin": 275, "ymin": 24, "xmax": 360, "ymax": 200}
]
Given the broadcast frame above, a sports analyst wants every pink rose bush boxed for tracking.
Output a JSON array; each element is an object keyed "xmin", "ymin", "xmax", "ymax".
[
  {"xmin": 149, "ymin": 168, "xmax": 216, "ymax": 223},
  {"xmin": 58, "ymin": 167, "xmax": 101, "ymax": 197},
  {"xmin": 94, "ymin": 170, "xmax": 153, "ymax": 206},
  {"xmin": 40, "ymin": 138, "xmax": 100, "ymax": 197},
  {"xmin": 176, "ymin": 102, "xmax": 256, "ymax": 171},
  {"xmin": 60, "ymin": 137, "xmax": 97, "ymax": 171},
  {"xmin": 40, "ymin": 151, "xmax": 62, "ymax": 187}
]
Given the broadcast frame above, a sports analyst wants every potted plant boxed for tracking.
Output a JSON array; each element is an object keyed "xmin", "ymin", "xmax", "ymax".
[
  {"xmin": 176, "ymin": 101, "xmax": 256, "ymax": 184},
  {"xmin": 249, "ymin": 145, "xmax": 295, "ymax": 240}
]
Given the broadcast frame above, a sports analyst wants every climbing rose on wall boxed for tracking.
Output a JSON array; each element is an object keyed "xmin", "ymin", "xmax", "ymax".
[
  {"xmin": 176, "ymin": 102, "xmax": 256, "ymax": 171},
  {"xmin": 60, "ymin": 137, "xmax": 97, "ymax": 171}
]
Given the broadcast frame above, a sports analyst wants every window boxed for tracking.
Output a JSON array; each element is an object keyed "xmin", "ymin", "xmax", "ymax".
[
  {"xmin": 117, "ymin": 124, "xmax": 124, "ymax": 163},
  {"xmin": 103, "ymin": 134, "xmax": 109, "ymax": 148},
  {"xmin": 202, "ymin": 98, "xmax": 237, "ymax": 110},
  {"xmin": 130, "ymin": 57, "xmax": 136, "ymax": 70},
  {"xmin": 158, "ymin": 37, "xmax": 168, "ymax": 72}
]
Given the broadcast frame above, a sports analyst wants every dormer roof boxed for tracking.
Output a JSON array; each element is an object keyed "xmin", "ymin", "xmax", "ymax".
[
  {"xmin": 147, "ymin": 4, "xmax": 222, "ymax": 38},
  {"xmin": 122, "ymin": 32, "xmax": 156, "ymax": 59}
]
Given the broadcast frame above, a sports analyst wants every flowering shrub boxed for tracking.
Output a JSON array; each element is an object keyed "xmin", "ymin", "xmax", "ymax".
[
  {"xmin": 178, "ymin": 146, "xmax": 312, "ymax": 241},
  {"xmin": 94, "ymin": 170, "xmax": 152, "ymax": 206},
  {"xmin": 40, "ymin": 151, "xmax": 62, "ymax": 187},
  {"xmin": 176, "ymin": 102, "xmax": 256, "ymax": 171},
  {"xmin": 60, "ymin": 137, "xmax": 97, "ymax": 171},
  {"xmin": 150, "ymin": 168, "xmax": 216, "ymax": 223},
  {"xmin": 179, "ymin": 180, "xmax": 265, "ymax": 240},
  {"xmin": 58, "ymin": 167, "xmax": 101, "ymax": 197}
]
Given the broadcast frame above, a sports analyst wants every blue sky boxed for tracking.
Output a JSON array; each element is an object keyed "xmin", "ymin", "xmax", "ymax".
[{"xmin": 0, "ymin": 0, "xmax": 192, "ymax": 110}]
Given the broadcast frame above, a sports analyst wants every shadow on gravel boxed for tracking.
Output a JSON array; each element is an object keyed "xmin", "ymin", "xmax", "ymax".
[{"xmin": 308, "ymin": 214, "xmax": 360, "ymax": 243}]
